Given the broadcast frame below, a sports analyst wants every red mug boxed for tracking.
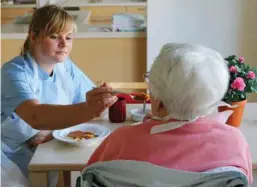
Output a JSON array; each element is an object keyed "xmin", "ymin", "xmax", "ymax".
[{"xmin": 109, "ymin": 97, "xmax": 126, "ymax": 123}]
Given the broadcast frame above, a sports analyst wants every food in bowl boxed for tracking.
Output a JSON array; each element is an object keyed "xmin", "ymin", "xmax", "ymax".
[{"xmin": 67, "ymin": 131, "xmax": 98, "ymax": 141}]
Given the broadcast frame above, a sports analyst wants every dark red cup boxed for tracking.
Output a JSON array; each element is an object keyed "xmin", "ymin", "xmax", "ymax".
[{"xmin": 109, "ymin": 97, "xmax": 126, "ymax": 123}]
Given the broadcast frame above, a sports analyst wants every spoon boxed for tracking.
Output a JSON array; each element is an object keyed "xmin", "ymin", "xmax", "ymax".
[
  {"xmin": 142, "ymin": 100, "xmax": 146, "ymax": 113},
  {"xmin": 92, "ymin": 87, "xmax": 127, "ymax": 95},
  {"xmin": 93, "ymin": 87, "xmax": 148, "ymax": 112}
]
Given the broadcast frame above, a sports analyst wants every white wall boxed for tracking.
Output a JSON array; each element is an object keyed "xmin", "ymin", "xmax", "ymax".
[{"xmin": 147, "ymin": 0, "xmax": 257, "ymax": 101}]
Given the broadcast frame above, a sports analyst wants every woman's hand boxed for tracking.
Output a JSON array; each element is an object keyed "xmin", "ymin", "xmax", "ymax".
[
  {"xmin": 27, "ymin": 130, "xmax": 53, "ymax": 148},
  {"xmin": 84, "ymin": 83, "xmax": 118, "ymax": 120}
]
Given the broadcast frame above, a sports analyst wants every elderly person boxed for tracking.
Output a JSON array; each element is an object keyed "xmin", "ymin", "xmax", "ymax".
[{"xmin": 84, "ymin": 43, "xmax": 253, "ymax": 184}]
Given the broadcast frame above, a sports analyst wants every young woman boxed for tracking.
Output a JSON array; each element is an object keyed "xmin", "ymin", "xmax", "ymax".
[{"xmin": 1, "ymin": 4, "xmax": 117, "ymax": 181}]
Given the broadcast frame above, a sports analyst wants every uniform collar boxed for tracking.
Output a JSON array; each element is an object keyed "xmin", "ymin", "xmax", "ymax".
[{"xmin": 26, "ymin": 53, "xmax": 56, "ymax": 80}]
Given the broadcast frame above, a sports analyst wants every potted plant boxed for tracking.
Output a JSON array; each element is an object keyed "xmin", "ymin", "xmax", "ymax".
[{"xmin": 218, "ymin": 55, "xmax": 257, "ymax": 127}]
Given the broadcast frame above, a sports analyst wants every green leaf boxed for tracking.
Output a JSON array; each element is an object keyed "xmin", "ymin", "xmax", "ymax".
[
  {"xmin": 235, "ymin": 65, "xmax": 241, "ymax": 72},
  {"xmin": 225, "ymin": 55, "xmax": 236, "ymax": 61},
  {"xmin": 252, "ymin": 87, "xmax": 257, "ymax": 93},
  {"xmin": 232, "ymin": 59, "xmax": 238, "ymax": 64},
  {"xmin": 241, "ymin": 94, "xmax": 245, "ymax": 98},
  {"xmin": 253, "ymin": 67, "xmax": 257, "ymax": 74}
]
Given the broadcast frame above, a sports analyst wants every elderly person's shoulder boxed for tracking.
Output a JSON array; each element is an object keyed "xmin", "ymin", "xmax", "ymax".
[
  {"xmin": 192, "ymin": 117, "xmax": 248, "ymax": 144},
  {"xmin": 198, "ymin": 115, "xmax": 243, "ymax": 132},
  {"xmin": 2, "ymin": 55, "xmax": 31, "ymax": 73},
  {"xmin": 111, "ymin": 116, "xmax": 245, "ymax": 138}
]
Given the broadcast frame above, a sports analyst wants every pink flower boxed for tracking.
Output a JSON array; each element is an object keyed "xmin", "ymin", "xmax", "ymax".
[
  {"xmin": 246, "ymin": 71, "xmax": 256, "ymax": 79},
  {"xmin": 231, "ymin": 77, "xmax": 246, "ymax": 91},
  {"xmin": 238, "ymin": 56, "xmax": 245, "ymax": 63},
  {"xmin": 229, "ymin": 66, "xmax": 237, "ymax": 73}
]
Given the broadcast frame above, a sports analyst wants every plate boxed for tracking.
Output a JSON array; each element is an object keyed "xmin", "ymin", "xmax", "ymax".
[{"xmin": 53, "ymin": 123, "xmax": 110, "ymax": 146}]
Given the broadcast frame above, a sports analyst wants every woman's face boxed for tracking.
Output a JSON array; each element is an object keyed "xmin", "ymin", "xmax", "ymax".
[{"xmin": 33, "ymin": 29, "xmax": 74, "ymax": 63}]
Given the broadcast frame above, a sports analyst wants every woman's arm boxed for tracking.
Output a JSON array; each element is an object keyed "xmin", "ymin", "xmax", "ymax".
[
  {"xmin": 2, "ymin": 62, "xmax": 117, "ymax": 130},
  {"xmin": 15, "ymin": 86, "xmax": 118, "ymax": 130},
  {"xmin": 16, "ymin": 101, "xmax": 88, "ymax": 130}
]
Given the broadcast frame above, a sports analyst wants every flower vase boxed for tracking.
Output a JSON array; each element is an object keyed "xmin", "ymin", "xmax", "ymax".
[{"xmin": 218, "ymin": 100, "xmax": 247, "ymax": 128}]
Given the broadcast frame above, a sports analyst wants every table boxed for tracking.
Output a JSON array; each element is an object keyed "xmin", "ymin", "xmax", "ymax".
[
  {"xmin": 28, "ymin": 104, "xmax": 139, "ymax": 186},
  {"xmin": 28, "ymin": 104, "xmax": 257, "ymax": 186}
]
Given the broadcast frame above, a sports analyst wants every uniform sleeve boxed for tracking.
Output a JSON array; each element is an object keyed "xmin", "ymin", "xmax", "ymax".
[
  {"xmin": 1, "ymin": 64, "xmax": 37, "ymax": 120},
  {"xmin": 66, "ymin": 59, "xmax": 96, "ymax": 104}
]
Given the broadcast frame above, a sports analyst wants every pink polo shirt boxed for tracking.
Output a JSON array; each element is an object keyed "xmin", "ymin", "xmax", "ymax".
[{"xmin": 87, "ymin": 118, "xmax": 253, "ymax": 183}]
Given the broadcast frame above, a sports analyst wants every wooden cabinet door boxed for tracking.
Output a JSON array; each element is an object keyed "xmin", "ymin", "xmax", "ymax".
[
  {"xmin": 80, "ymin": 6, "xmax": 126, "ymax": 22},
  {"xmin": 1, "ymin": 8, "xmax": 34, "ymax": 24},
  {"xmin": 1, "ymin": 39, "xmax": 24, "ymax": 64},
  {"xmin": 126, "ymin": 6, "xmax": 146, "ymax": 15}
]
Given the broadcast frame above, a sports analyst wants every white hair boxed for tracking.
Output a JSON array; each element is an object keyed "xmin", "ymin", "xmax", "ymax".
[{"xmin": 149, "ymin": 43, "xmax": 229, "ymax": 121}]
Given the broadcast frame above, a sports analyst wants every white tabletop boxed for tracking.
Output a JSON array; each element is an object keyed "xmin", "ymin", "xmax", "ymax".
[
  {"xmin": 29, "ymin": 104, "xmax": 140, "ymax": 171},
  {"xmin": 29, "ymin": 104, "xmax": 257, "ymax": 172}
]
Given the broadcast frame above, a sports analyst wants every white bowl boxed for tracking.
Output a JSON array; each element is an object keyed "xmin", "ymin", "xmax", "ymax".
[
  {"xmin": 52, "ymin": 123, "xmax": 110, "ymax": 146},
  {"xmin": 130, "ymin": 108, "xmax": 151, "ymax": 122}
]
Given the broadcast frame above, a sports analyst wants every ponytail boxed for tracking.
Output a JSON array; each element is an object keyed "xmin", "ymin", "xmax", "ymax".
[{"xmin": 20, "ymin": 36, "xmax": 30, "ymax": 55}]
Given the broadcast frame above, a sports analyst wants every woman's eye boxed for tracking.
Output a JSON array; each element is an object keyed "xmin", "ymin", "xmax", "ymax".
[
  {"xmin": 50, "ymin": 36, "xmax": 57, "ymax": 39},
  {"xmin": 66, "ymin": 37, "xmax": 72, "ymax": 40}
]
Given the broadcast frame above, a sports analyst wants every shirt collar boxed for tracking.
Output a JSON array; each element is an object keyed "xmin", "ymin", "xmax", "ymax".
[
  {"xmin": 150, "ymin": 115, "xmax": 198, "ymax": 134},
  {"xmin": 26, "ymin": 52, "xmax": 55, "ymax": 80}
]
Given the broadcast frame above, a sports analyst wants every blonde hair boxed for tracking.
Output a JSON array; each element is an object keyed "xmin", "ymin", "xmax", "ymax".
[
  {"xmin": 149, "ymin": 43, "xmax": 229, "ymax": 121},
  {"xmin": 21, "ymin": 4, "xmax": 76, "ymax": 55}
]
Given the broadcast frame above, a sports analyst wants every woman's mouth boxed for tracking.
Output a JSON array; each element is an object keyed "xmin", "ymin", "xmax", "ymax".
[{"xmin": 56, "ymin": 52, "xmax": 66, "ymax": 55}]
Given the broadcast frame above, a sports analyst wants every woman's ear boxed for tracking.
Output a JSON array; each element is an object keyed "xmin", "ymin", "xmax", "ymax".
[{"xmin": 30, "ymin": 32, "xmax": 36, "ymax": 42}]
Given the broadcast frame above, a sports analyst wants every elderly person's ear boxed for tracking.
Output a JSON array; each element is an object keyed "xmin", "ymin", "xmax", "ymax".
[
  {"xmin": 155, "ymin": 100, "xmax": 164, "ymax": 110},
  {"xmin": 151, "ymin": 97, "xmax": 168, "ymax": 118}
]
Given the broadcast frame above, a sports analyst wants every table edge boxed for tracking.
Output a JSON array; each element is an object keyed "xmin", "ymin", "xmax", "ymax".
[
  {"xmin": 29, "ymin": 164, "xmax": 84, "ymax": 171},
  {"xmin": 29, "ymin": 163, "xmax": 257, "ymax": 172}
]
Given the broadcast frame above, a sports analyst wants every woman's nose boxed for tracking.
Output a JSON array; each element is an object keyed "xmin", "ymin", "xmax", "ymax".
[{"xmin": 59, "ymin": 38, "xmax": 67, "ymax": 48}]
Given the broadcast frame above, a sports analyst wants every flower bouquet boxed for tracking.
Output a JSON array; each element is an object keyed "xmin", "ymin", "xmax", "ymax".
[{"xmin": 218, "ymin": 55, "xmax": 257, "ymax": 127}]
